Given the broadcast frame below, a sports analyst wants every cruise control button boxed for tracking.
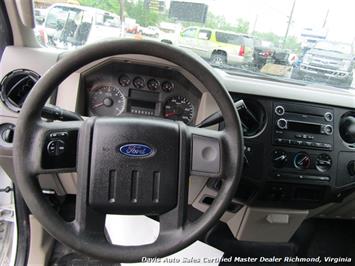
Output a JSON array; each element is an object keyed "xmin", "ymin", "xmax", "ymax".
[
  {"xmin": 57, "ymin": 141, "xmax": 65, "ymax": 155},
  {"xmin": 47, "ymin": 141, "xmax": 57, "ymax": 155},
  {"xmin": 47, "ymin": 140, "xmax": 65, "ymax": 156}
]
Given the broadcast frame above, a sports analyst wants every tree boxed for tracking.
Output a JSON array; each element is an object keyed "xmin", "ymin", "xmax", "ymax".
[
  {"xmin": 254, "ymin": 31, "xmax": 301, "ymax": 52},
  {"xmin": 182, "ymin": 13, "xmax": 250, "ymax": 34},
  {"xmin": 79, "ymin": 0, "xmax": 120, "ymax": 14},
  {"xmin": 235, "ymin": 19, "xmax": 249, "ymax": 34},
  {"xmin": 284, "ymin": 36, "xmax": 301, "ymax": 52},
  {"xmin": 125, "ymin": 0, "xmax": 161, "ymax": 27}
]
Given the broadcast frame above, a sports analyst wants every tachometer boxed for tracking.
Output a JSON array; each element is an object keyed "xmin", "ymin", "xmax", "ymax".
[
  {"xmin": 89, "ymin": 85, "xmax": 126, "ymax": 116},
  {"xmin": 163, "ymin": 96, "xmax": 194, "ymax": 124}
]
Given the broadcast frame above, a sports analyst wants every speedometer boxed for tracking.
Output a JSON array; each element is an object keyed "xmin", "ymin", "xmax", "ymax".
[
  {"xmin": 163, "ymin": 96, "xmax": 194, "ymax": 124},
  {"xmin": 88, "ymin": 85, "xmax": 126, "ymax": 116}
]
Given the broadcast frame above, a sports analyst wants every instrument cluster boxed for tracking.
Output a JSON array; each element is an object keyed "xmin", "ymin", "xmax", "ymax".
[{"xmin": 86, "ymin": 68, "xmax": 200, "ymax": 125}]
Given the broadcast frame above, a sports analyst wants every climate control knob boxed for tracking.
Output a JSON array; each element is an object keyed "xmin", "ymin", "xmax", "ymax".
[
  {"xmin": 272, "ymin": 149, "xmax": 288, "ymax": 168},
  {"xmin": 293, "ymin": 152, "xmax": 311, "ymax": 170}
]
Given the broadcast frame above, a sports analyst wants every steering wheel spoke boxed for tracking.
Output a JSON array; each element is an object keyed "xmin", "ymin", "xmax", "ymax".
[
  {"xmin": 27, "ymin": 120, "xmax": 82, "ymax": 174},
  {"xmin": 188, "ymin": 126, "xmax": 226, "ymax": 178},
  {"xmin": 74, "ymin": 182, "xmax": 107, "ymax": 241}
]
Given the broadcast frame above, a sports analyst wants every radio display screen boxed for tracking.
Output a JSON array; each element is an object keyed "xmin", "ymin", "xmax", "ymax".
[{"xmin": 288, "ymin": 121, "xmax": 321, "ymax": 134}]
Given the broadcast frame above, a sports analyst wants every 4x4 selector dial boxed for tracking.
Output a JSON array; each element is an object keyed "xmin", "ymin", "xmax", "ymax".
[{"xmin": 316, "ymin": 154, "xmax": 332, "ymax": 172}]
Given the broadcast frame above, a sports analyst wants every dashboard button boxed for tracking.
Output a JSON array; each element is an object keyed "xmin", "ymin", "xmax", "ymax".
[
  {"xmin": 305, "ymin": 141, "xmax": 313, "ymax": 147},
  {"xmin": 275, "ymin": 138, "xmax": 283, "ymax": 145},
  {"xmin": 296, "ymin": 140, "xmax": 303, "ymax": 146},
  {"xmin": 323, "ymin": 143, "xmax": 332, "ymax": 150}
]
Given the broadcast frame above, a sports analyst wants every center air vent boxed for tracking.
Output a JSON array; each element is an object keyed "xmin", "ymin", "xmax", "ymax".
[
  {"xmin": 235, "ymin": 98, "xmax": 267, "ymax": 138},
  {"xmin": 0, "ymin": 69, "xmax": 40, "ymax": 112}
]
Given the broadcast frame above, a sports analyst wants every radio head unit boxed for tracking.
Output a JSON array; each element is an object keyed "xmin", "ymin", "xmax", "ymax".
[{"xmin": 273, "ymin": 102, "xmax": 334, "ymax": 151}]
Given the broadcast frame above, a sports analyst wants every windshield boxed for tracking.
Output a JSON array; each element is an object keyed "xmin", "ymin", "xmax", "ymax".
[{"xmin": 33, "ymin": 0, "xmax": 355, "ymax": 89}]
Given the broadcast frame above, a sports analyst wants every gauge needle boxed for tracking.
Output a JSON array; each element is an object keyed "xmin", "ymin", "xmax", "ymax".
[
  {"xmin": 165, "ymin": 112, "xmax": 176, "ymax": 117},
  {"xmin": 93, "ymin": 102, "xmax": 104, "ymax": 108}
]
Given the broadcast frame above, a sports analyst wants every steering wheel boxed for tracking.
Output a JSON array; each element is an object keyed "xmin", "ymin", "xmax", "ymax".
[{"xmin": 13, "ymin": 40, "xmax": 243, "ymax": 262}]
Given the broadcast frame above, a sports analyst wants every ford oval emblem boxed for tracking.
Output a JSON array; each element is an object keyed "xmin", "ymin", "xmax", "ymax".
[{"xmin": 118, "ymin": 144, "xmax": 153, "ymax": 157}]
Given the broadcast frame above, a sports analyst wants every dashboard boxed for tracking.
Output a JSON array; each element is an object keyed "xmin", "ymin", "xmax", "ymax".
[
  {"xmin": 1, "ymin": 47, "xmax": 355, "ymax": 217},
  {"xmin": 81, "ymin": 61, "xmax": 201, "ymax": 125}
]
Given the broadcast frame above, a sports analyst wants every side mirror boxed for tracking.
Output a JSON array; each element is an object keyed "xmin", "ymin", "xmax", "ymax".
[{"xmin": 36, "ymin": 17, "xmax": 45, "ymax": 24}]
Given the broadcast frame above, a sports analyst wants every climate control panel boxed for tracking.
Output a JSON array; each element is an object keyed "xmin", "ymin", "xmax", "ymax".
[{"xmin": 272, "ymin": 149, "xmax": 332, "ymax": 182}]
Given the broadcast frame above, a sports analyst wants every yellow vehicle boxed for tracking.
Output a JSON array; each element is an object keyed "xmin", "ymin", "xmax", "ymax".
[{"xmin": 178, "ymin": 26, "xmax": 254, "ymax": 66}]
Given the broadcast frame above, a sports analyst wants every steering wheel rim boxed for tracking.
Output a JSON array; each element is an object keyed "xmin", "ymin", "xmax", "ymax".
[{"xmin": 13, "ymin": 39, "xmax": 243, "ymax": 262}]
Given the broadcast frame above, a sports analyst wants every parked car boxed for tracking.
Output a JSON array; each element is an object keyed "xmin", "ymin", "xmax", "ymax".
[
  {"xmin": 125, "ymin": 17, "xmax": 140, "ymax": 34},
  {"xmin": 34, "ymin": 8, "xmax": 46, "ymax": 25},
  {"xmin": 140, "ymin": 26, "xmax": 160, "ymax": 38},
  {"xmin": 178, "ymin": 27, "xmax": 254, "ymax": 66},
  {"xmin": 291, "ymin": 40, "xmax": 354, "ymax": 87},
  {"xmin": 38, "ymin": 3, "xmax": 121, "ymax": 49},
  {"xmin": 159, "ymin": 22, "xmax": 182, "ymax": 45},
  {"xmin": 252, "ymin": 39, "xmax": 275, "ymax": 69}
]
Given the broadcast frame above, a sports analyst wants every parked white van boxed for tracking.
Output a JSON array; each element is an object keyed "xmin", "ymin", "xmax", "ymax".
[{"xmin": 38, "ymin": 3, "xmax": 121, "ymax": 49}]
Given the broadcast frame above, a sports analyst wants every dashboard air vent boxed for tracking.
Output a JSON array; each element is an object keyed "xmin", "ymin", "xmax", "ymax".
[
  {"xmin": 237, "ymin": 98, "xmax": 267, "ymax": 137},
  {"xmin": 340, "ymin": 112, "xmax": 355, "ymax": 144},
  {"xmin": 0, "ymin": 69, "xmax": 40, "ymax": 112}
]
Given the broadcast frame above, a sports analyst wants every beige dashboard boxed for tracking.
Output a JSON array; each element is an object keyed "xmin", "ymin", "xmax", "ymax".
[{"xmin": 1, "ymin": 46, "xmax": 355, "ymax": 244}]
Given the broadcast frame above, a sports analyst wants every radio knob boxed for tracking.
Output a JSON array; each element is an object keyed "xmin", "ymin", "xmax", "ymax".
[
  {"xmin": 275, "ymin": 106, "xmax": 285, "ymax": 116},
  {"xmin": 277, "ymin": 118, "xmax": 288, "ymax": 130},
  {"xmin": 324, "ymin": 125, "xmax": 333, "ymax": 135},
  {"xmin": 324, "ymin": 112, "xmax": 333, "ymax": 122}
]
